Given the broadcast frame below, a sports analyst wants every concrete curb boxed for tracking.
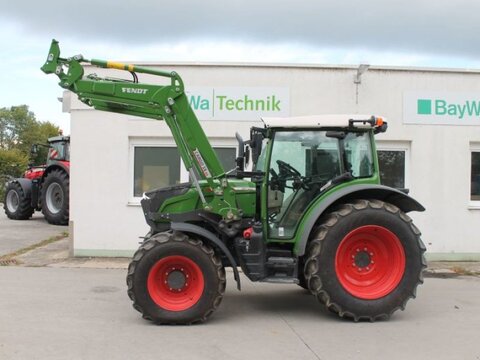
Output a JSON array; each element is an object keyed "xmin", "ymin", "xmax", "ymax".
[{"xmin": 2, "ymin": 235, "xmax": 480, "ymax": 278}]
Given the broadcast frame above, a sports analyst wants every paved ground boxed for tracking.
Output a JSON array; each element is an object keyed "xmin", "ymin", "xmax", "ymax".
[
  {"xmin": 0, "ymin": 210, "xmax": 66, "ymax": 257},
  {"xmin": 0, "ymin": 267, "xmax": 479, "ymax": 360},
  {"xmin": 1, "ymin": 208, "xmax": 480, "ymax": 359}
]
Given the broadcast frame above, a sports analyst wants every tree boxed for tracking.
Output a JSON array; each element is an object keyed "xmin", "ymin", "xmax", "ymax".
[
  {"xmin": 0, "ymin": 148, "xmax": 29, "ymax": 178},
  {"xmin": 0, "ymin": 105, "xmax": 35, "ymax": 150},
  {"xmin": 0, "ymin": 148, "xmax": 30, "ymax": 201},
  {"xmin": 0, "ymin": 105, "xmax": 60, "ymax": 166},
  {"xmin": 0, "ymin": 105, "xmax": 61, "ymax": 200}
]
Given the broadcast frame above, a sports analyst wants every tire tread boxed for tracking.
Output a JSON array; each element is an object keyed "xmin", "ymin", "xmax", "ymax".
[
  {"xmin": 126, "ymin": 231, "xmax": 226, "ymax": 325},
  {"xmin": 3, "ymin": 182, "xmax": 34, "ymax": 220},
  {"xmin": 41, "ymin": 169, "xmax": 69, "ymax": 225},
  {"xmin": 304, "ymin": 199, "xmax": 426, "ymax": 322}
]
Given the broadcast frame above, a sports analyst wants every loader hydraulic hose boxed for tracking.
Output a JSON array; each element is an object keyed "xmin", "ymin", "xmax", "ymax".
[{"xmin": 89, "ymin": 59, "xmax": 184, "ymax": 90}]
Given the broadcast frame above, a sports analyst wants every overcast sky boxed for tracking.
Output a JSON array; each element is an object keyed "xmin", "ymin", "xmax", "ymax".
[{"xmin": 1, "ymin": 0, "xmax": 480, "ymax": 134}]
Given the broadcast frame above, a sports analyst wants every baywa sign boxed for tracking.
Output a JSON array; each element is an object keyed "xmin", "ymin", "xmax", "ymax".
[
  {"xmin": 186, "ymin": 87, "xmax": 290, "ymax": 121},
  {"xmin": 404, "ymin": 92, "xmax": 480, "ymax": 125}
]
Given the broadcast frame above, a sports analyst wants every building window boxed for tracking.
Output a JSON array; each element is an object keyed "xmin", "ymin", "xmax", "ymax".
[
  {"xmin": 133, "ymin": 147, "xmax": 181, "ymax": 197},
  {"xmin": 189, "ymin": 147, "xmax": 237, "ymax": 180},
  {"xmin": 377, "ymin": 147, "xmax": 408, "ymax": 189},
  {"xmin": 130, "ymin": 141, "xmax": 236, "ymax": 201},
  {"xmin": 472, "ymin": 151, "xmax": 480, "ymax": 202},
  {"xmin": 214, "ymin": 147, "xmax": 237, "ymax": 172}
]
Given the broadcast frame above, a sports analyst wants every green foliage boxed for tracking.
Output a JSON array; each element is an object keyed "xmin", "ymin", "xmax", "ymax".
[
  {"xmin": 0, "ymin": 105, "xmax": 61, "ymax": 200},
  {"xmin": 0, "ymin": 148, "xmax": 29, "ymax": 178},
  {"xmin": 0, "ymin": 105, "xmax": 60, "ymax": 167},
  {"xmin": 0, "ymin": 148, "xmax": 29, "ymax": 200},
  {"xmin": 0, "ymin": 105, "xmax": 36, "ymax": 150}
]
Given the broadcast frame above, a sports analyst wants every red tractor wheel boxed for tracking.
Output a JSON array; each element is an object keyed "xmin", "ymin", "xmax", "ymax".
[
  {"xmin": 147, "ymin": 255, "xmax": 205, "ymax": 311},
  {"xmin": 304, "ymin": 199, "xmax": 426, "ymax": 321},
  {"xmin": 335, "ymin": 225, "xmax": 406, "ymax": 300},
  {"xmin": 127, "ymin": 231, "xmax": 225, "ymax": 324}
]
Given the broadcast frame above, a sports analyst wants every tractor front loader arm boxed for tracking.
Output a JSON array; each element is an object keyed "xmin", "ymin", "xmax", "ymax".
[
  {"xmin": 40, "ymin": 39, "xmax": 85, "ymax": 89},
  {"xmin": 41, "ymin": 40, "xmax": 236, "ymax": 214}
]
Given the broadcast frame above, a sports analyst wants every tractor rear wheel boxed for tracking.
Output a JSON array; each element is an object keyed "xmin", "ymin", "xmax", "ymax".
[
  {"xmin": 3, "ymin": 182, "xmax": 34, "ymax": 220},
  {"xmin": 304, "ymin": 199, "xmax": 426, "ymax": 321},
  {"xmin": 41, "ymin": 169, "xmax": 69, "ymax": 225},
  {"xmin": 297, "ymin": 258, "xmax": 309, "ymax": 290},
  {"xmin": 127, "ymin": 231, "xmax": 226, "ymax": 324}
]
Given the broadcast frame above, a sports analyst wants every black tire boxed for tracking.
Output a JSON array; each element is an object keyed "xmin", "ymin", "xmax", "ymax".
[
  {"xmin": 41, "ymin": 169, "xmax": 69, "ymax": 225},
  {"xmin": 297, "ymin": 257, "xmax": 309, "ymax": 290},
  {"xmin": 127, "ymin": 231, "xmax": 226, "ymax": 324},
  {"xmin": 297, "ymin": 273, "xmax": 309, "ymax": 290},
  {"xmin": 304, "ymin": 199, "xmax": 426, "ymax": 321},
  {"xmin": 3, "ymin": 182, "xmax": 34, "ymax": 220}
]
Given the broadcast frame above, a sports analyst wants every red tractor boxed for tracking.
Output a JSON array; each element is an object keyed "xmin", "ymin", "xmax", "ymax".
[{"xmin": 3, "ymin": 136, "xmax": 70, "ymax": 225}]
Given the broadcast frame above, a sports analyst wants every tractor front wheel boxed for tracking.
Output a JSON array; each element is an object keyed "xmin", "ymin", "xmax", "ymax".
[
  {"xmin": 41, "ymin": 169, "xmax": 69, "ymax": 225},
  {"xmin": 127, "ymin": 231, "xmax": 226, "ymax": 324},
  {"xmin": 3, "ymin": 182, "xmax": 34, "ymax": 220},
  {"xmin": 304, "ymin": 199, "xmax": 426, "ymax": 321}
]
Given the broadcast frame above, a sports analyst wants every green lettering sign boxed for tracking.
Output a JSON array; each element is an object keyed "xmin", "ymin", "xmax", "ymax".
[
  {"xmin": 215, "ymin": 94, "xmax": 283, "ymax": 112},
  {"xmin": 189, "ymin": 95, "xmax": 210, "ymax": 110},
  {"xmin": 435, "ymin": 100, "xmax": 447, "ymax": 115},
  {"xmin": 417, "ymin": 99, "xmax": 432, "ymax": 115}
]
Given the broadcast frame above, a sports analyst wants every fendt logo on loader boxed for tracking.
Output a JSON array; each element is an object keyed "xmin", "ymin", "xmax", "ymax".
[{"xmin": 122, "ymin": 87, "xmax": 149, "ymax": 95}]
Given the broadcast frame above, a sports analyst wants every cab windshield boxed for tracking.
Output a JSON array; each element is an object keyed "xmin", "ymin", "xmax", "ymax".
[
  {"xmin": 267, "ymin": 130, "xmax": 374, "ymax": 239},
  {"xmin": 48, "ymin": 141, "xmax": 70, "ymax": 162}
]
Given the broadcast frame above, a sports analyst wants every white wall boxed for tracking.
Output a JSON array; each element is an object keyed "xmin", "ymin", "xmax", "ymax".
[{"xmin": 68, "ymin": 64, "xmax": 480, "ymax": 259}]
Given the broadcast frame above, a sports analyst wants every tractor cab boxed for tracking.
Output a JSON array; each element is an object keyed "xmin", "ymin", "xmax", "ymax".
[
  {"xmin": 252, "ymin": 115, "xmax": 386, "ymax": 240},
  {"xmin": 46, "ymin": 136, "xmax": 70, "ymax": 163},
  {"xmin": 30, "ymin": 135, "xmax": 70, "ymax": 165}
]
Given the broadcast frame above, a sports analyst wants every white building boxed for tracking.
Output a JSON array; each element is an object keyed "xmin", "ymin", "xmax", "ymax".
[{"xmin": 64, "ymin": 63, "xmax": 480, "ymax": 260}]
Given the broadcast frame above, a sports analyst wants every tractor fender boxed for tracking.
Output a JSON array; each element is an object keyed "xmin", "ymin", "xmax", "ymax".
[
  {"xmin": 8, "ymin": 178, "xmax": 33, "ymax": 197},
  {"xmin": 295, "ymin": 184, "xmax": 425, "ymax": 257},
  {"xmin": 42, "ymin": 162, "xmax": 70, "ymax": 180},
  {"xmin": 170, "ymin": 222, "xmax": 241, "ymax": 290}
]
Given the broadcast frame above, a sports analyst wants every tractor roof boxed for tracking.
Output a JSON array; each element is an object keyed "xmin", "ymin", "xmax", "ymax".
[
  {"xmin": 48, "ymin": 135, "xmax": 70, "ymax": 143},
  {"xmin": 261, "ymin": 115, "xmax": 386, "ymax": 129}
]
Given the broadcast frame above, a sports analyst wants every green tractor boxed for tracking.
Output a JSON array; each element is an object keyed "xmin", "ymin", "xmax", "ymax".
[{"xmin": 42, "ymin": 40, "xmax": 426, "ymax": 324}]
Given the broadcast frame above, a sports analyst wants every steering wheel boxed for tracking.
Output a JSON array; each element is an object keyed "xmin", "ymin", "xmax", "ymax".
[
  {"xmin": 276, "ymin": 160, "xmax": 301, "ymax": 178},
  {"xmin": 276, "ymin": 160, "xmax": 311, "ymax": 190},
  {"xmin": 277, "ymin": 160, "xmax": 310, "ymax": 190}
]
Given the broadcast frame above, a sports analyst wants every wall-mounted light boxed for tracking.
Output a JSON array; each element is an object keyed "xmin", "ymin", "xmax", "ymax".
[{"xmin": 354, "ymin": 64, "xmax": 370, "ymax": 84}]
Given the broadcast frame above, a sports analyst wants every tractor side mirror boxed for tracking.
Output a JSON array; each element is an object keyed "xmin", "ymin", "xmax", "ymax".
[
  {"xmin": 235, "ymin": 132, "xmax": 245, "ymax": 172},
  {"xmin": 31, "ymin": 144, "xmax": 38, "ymax": 155},
  {"xmin": 244, "ymin": 145, "xmax": 250, "ymax": 166},
  {"xmin": 250, "ymin": 133, "xmax": 264, "ymax": 165}
]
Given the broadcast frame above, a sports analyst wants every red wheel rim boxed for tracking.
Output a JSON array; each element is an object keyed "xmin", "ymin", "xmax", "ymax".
[
  {"xmin": 147, "ymin": 255, "xmax": 204, "ymax": 311},
  {"xmin": 335, "ymin": 225, "xmax": 406, "ymax": 300}
]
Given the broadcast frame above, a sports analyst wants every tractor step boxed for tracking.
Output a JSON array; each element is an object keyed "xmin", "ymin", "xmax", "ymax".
[
  {"xmin": 265, "ymin": 256, "xmax": 297, "ymax": 280},
  {"xmin": 267, "ymin": 256, "xmax": 295, "ymax": 265},
  {"xmin": 261, "ymin": 276, "xmax": 299, "ymax": 284}
]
